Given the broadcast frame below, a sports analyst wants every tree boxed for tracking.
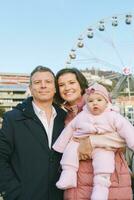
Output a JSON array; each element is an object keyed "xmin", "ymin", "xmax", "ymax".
[{"xmin": 0, "ymin": 108, "xmax": 5, "ymax": 118}]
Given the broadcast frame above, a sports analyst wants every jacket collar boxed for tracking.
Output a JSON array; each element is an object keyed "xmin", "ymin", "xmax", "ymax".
[
  {"xmin": 16, "ymin": 96, "xmax": 66, "ymax": 120},
  {"xmin": 16, "ymin": 96, "xmax": 37, "ymax": 119}
]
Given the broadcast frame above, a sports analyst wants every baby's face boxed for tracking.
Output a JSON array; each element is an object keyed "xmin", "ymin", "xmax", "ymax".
[{"xmin": 87, "ymin": 93, "xmax": 108, "ymax": 115}]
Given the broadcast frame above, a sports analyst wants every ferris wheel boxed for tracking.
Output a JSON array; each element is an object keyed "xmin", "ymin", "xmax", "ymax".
[{"xmin": 65, "ymin": 13, "xmax": 134, "ymax": 98}]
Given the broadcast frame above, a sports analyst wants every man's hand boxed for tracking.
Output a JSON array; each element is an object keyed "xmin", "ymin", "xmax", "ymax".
[{"xmin": 73, "ymin": 136, "xmax": 93, "ymax": 160}]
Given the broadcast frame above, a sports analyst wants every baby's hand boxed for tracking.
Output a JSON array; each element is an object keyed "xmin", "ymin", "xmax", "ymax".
[{"xmin": 73, "ymin": 136, "xmax": 93, "ymax": 160}]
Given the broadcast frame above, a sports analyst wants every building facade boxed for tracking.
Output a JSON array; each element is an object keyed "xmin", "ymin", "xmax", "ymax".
[{"xmin": 0, "ymin": 73, "xmax": 30, "ymax": 111}]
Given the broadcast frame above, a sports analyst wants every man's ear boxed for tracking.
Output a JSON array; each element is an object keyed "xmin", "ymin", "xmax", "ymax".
[
  {"xmin": 28, "ymin": 85, "xmax": 32, "ymax": 95},
  {"xmin": 25, "ymin": 87, "xmax": 31, "ymax": 97}
]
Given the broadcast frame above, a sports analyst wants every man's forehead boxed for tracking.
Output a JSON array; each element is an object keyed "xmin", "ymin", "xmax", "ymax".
[{"xmin": 32, "ymin": 71, "xmax": 54, "ymax": 80}]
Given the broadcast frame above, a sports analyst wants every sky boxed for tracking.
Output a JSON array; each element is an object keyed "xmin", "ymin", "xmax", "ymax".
[{"xmin": 0, "ymin": 0, "xmax": 134, "ymax": 74}]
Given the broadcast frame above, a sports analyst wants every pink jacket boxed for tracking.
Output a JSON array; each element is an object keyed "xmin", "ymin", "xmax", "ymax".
[{"xmin": 53, "ymin": 105, "xmax": 134, "ymax": 153}]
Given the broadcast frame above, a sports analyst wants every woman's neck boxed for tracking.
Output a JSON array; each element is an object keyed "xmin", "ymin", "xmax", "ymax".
[{"xmin": 67, "ymin": 96, "xmax": 83, "ymax": 107}]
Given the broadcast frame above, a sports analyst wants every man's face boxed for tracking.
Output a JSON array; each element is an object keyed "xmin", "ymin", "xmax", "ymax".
[{"xmin": 30, "ymin": 71, "xmax": 56, "ymax": 104}]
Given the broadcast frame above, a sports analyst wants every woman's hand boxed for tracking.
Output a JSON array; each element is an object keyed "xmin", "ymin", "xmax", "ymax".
[{"xmin": 73, "ymin": 136, "xmax": 93, "ymax": 160}]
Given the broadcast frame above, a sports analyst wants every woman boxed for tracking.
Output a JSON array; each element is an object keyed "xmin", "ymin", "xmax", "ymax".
[
  {"xmin": 126, "ymin": 147, "xmax": 134, "ymax": 199},
  {"xmin": 55, "ymin": 68, "xmax": 132, "ymax": 200}
]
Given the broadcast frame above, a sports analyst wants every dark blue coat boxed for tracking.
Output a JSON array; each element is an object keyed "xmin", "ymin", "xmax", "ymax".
[{"xmin": 0, "ymin": 97, "xmax": 67, "ymax": 200}]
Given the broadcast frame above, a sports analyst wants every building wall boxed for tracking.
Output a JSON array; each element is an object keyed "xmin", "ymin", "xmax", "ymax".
[{"xmin": 0, "ymin": 73, "xmax": 30, "ymax": 112}]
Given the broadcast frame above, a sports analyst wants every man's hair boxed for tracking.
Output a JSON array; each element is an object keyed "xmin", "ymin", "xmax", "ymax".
[
  {"xmin": 55, "ymin": 67, "xmax": 89, "ymax": 104},
  {"xmin": 30, "ymin": 65, "xmax": 55, "ymax": 85}
]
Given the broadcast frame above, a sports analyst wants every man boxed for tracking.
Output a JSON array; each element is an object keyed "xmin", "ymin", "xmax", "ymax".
[{"xmin": 0, "ymin": 66, "xmax": 67, "ymax": 200}]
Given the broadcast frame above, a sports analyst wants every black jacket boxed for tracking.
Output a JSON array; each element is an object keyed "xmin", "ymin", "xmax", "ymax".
[{"xmin": 0, "ymin": 97, "xmax": 67, "ymax": 200}]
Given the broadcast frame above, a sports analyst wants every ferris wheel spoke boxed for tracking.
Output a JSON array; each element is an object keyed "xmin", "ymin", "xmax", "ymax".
[
  {"xmin": 111, "ymin": 43, "xmax": 125, "ymax": 67},
  {"xmin": 111, "ymin": 76, "xmax": 126, "ymax": 98},
  {"xmin": 126, "ymin": 52, "xmax": 132, "ymax": 67},
  {"xmin": 94, "ymin": 21, "xmax": 126, "ymax": 68},
  {"xmin": 81, "ymin": 45, "xmax": 121, "ymax": 71},
  {"xmin": 102, "ymin": 28, "xmax": 125, "ymax": 68},
  {"xmin": 90, "ymin": 57, "xmax": 119, "ymax": 70},
  {"xmin": 105, "ymin": 74, "xmax": 121, "ymax": 80},
  {"xmin": 71, "ymin": 57, "xmax": 118, "ymax": 70}
]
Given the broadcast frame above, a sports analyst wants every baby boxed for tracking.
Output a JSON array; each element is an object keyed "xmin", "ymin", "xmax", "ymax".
[{"xmin": 53, "ymin": 83, "xmax": 134, "ymax": 200}]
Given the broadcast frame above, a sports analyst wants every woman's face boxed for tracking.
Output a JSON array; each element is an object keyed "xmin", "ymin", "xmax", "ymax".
[{"xmin": 58, "ymin": 73, "xmax": 82, "ymax": 105}]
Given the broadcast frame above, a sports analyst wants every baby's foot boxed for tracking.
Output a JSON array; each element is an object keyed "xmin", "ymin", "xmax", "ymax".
[{"xmin": 56, "ymin": 170, "xmax": 77, "ymax": 189}]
